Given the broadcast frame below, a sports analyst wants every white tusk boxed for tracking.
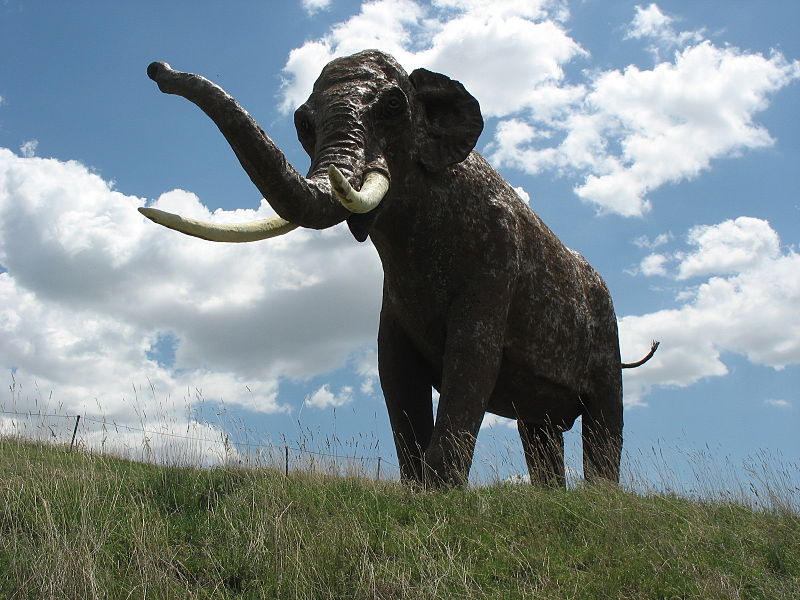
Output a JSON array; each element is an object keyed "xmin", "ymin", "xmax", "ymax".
[
  {"xmin": 138, "ymin": 207, "xmax": 298, "ymax": 242},
  {"xmin": 328, "ymin": 166, "xmax": 389, "ymax": 214}
]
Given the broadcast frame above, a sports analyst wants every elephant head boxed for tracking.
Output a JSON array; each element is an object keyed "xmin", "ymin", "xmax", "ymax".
[{"xmin": 140, "ymin": 50, "xmax": 483, "ymax": 243}]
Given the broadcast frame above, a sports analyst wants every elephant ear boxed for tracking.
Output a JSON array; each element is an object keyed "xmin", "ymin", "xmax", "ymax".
[{"xmin": 410, "ymin": 68, "xmax": 483, "ymax": 171}]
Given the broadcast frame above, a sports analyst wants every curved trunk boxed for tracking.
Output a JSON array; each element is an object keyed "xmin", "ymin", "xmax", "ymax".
[{"xmin": 147, "ymin": 62, "xmax": 347, "ymax": 230}]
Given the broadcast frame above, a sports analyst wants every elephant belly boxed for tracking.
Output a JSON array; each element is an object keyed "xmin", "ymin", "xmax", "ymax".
[{"xmin": 487, "ymin": 358, "xmax": 583, "ymax": 431}]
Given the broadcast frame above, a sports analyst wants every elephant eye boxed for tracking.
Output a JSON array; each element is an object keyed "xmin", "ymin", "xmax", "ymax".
[
  {"xmin": 294, "ymin": 108, "xmax": 314, "ymax": 137},
  {"xmin": 294, "ymin": 107, "xmax": 316, "ymax": 157},
  {"xmin": 379, "ymin": 90, "xmax": 408, "ymax": 119},
  {"xmin": 386, "ymin": 97, "xmax": 403, "ymax": 111}
]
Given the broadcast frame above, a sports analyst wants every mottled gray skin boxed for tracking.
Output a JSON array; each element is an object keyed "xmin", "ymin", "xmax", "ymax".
[{"xmin": 147, "ymin": 50, "xmax": 643, "ymax": 487}]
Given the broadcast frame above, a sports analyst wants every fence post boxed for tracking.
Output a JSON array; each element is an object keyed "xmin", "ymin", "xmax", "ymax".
[
  {"xmin": 70, "ymin": 415, "xmax": 81, "ymax": 450},
  {"xmin": 376, "ymin": 456, "xmax": 382, "ymax": 481},
  {"xmin": 284, "ymin": 445, "xmax": 289, "ymax": 477}
]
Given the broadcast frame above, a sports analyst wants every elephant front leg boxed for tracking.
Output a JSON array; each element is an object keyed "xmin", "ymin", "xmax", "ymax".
[
  {"xmin": 423, "ymin": 285, "xmax": 511, "ymax": 487},
  {"xmin": 378, "ymin": 310, "xmax": 434, "ymax": 484}
]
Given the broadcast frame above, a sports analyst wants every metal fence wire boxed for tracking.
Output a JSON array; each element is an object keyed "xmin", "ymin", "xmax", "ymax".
[{"xmin": 0, "ymin": 409, "xmax": 397, "ymax": 480}]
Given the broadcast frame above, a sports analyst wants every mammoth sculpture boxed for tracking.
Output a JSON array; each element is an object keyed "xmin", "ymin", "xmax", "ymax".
[{"xmin": 140, "ymin": 50, "xmax": 657, "ymax": 487}]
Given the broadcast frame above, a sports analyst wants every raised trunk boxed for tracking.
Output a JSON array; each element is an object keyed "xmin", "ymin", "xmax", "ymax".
[{"xmin": 147, "ymin": 62, "xmax": 348, "ymax": 230}]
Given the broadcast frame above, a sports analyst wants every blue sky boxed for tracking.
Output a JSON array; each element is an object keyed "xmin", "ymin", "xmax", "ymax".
[{"xmin": 1, "ymin": 1, "xmax": 798, "ymax": 491}]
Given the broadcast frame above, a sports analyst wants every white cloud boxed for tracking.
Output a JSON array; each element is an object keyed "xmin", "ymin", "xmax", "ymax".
[
  {"xmin": 677, "ymin": 217, "xmax": 781, "ymax": 279},
  {"xmin": 432, "ymin": 0, "xmax": 557, "ymax": 21},
  {"xmin": 574, "ymin": 42, "xmax": 797, "ymax": 215},
  {"xmin": 620, "ymin": 218, "xmax": 800, "ymax": 404},
  {"xmin": 19, "ymin": 140, "xmax": 37, "ymax": 158},
  {"xmin": 625, "ymin": 3, "xmax": 704, "ymax": 58},
  {"xmin": 279, "ymin": 0, "xmax": 584, "ymax": 116},
  {"xmin": 0, "ymin": 411, "xmax": 242, "ymax": 466},
  {"xmin": 639, "ymin": 253, "xmax": 668, "ymax": 277},
  {"xmin": 354, "ymin": 347, "xmax": 379, "ymax": 395},
  {"xmin": 302, "ymin": 0, "xmax": 333, "ymax": 15},
  {"xmin": 486, "ymin": 9, "xmax": 800, "ymax": 216},
  {"xmin": 634, "ymin": 233, "xmax": 672, "ymax": 249},
  {"xmin": 304, "ymin": 384, "xmax": 354, "ymax": 409},
  {"xmin": 414, "ymin": 12, "xmax": 585, "ymax": 117},
  {"xmin": 627, "ymin": 3, "xmax": 673, "ymax": 39},
  {"xmin": 279, "ymin": 0, "xmax": 424, "ymax": 113},
  {"xmin": 0, "ymin": 147, "xmax": 384, "ymax": 428},
  {"xmin": 764, "ymin": 399, "xmax": 791, "ymax": 409},
  {"xmin": 513, "ymin": 185, "xmax": 530, "ymax": 205},
  {"xmin": 637, "ymin": 217, "xmax": 784, "ymax": 280}
]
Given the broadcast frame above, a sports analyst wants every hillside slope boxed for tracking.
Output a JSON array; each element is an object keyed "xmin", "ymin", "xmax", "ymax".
[{"xmin": 1, "ymin": 438, "xmax": 797, "ymax": 599}]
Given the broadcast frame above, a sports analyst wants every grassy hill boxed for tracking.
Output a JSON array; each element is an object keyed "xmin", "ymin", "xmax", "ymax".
[{"xmin": 1, "ymin": 437, "xmax": 797, "ymax": 599}]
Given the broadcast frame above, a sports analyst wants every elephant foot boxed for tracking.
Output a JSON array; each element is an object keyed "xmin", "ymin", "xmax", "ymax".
[{"xmin": 422, "ymin": 443, "xmax": 469, "ymax": 488}]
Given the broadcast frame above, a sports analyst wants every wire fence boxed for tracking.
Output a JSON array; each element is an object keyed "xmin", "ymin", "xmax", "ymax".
[
  {"xmin": 3, "ymin": 407, "xmax": 798, "ymax": 512},
  {"xmin": 0, "ymin": 408, "xmax": 399, "ymax": 481}
]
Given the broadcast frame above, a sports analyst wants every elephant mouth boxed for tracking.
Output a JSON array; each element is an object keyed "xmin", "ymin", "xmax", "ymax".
[
  {"xmin": 138, "ymin": 167, "xmax": 389, "ymax": 243},
  {"xmin": 328, "ymin": 166, "xmax": 390, "ymax": 214}
]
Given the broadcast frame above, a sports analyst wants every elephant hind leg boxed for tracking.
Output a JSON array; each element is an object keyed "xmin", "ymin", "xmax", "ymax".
[
  {"xmin": 582, "ymin": 412, "xmax": 622, "ymax": 483},
  {"xmin": 581, "ymin": 378, "xmax": 623, "ymax": 484},
  {"xmin": 518, "ymin": 419, "xmax": 565, "ymax": 488}
]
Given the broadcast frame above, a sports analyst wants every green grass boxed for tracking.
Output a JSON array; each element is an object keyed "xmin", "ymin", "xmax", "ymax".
[{"xmin": 1, "ymin": 437, "xmax": 798, "ymax": 599}]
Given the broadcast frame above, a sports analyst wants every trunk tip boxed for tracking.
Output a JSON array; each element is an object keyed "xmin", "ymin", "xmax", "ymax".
[{"xmin": 147, "ymin": 61, "xmax": 171, "ymax": 82}]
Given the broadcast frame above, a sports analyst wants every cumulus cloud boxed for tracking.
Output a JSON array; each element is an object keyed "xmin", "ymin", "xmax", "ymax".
[
  {"xmin": 513, "ymin": 185, "xmax": 531, "ymax": 205},
  {"xmin": 280, "ymin": 0, "xmax": 424, "ymax": 113},
  {"xmin": 279, "ymin": 0, "xmax": 584, "ymax": 116},
  {"xmin": 627, "ymin": 3, "xmax": 673, "ymax": 39},
  {"xmin": 0, "ymin": 411, "xmax": 242, "ymax": 466},
  {"xmin": 492, "ymin": 40, "xmax": 800, "ymax": 216},
  {"xmin": 620, "ymin": 217, "xmax": 800, "ymax": 404},
  {"xmin": 625, "ymin": 3, "xmax": 704, "ymax": 59},
  {"xmin": 302, "ymin": 0, "xmax": 333, "ymax": 15},
  {"xmin": 19, "ymin": 140, "xmax": 38, "ymax": 158},
  {"xmin": 676, "ymin": 217, "xmax": 781, "ymax": 279},
  {"xmin": 638, "ymin": 253, "xmax": 668, "ymax": 277},
  {"xmin": 354, "ymin": 348, "xmax": 379, "ymax": 395},
  {"xmin": 634, "ymin": 233, "xmax": 673, "ymax": 250},
  {"xmin": 0, "ymin": 147, "xmax": 383, "ymax": 431},
  {"xmin": 304, "ymin": 384, "xmax": 354, "ymax": 409},
  {"xmin": 576, "ymin": 43, "xmax": 797, "ymax": 215},
  {"xmin": 413, "ymin": 8, "xmax": 584, "ymax": 117}
]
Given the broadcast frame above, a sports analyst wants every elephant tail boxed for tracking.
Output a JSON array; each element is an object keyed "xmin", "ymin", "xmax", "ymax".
[{"xmin": 621, "ymin": 340, "xmax": 660, "ymax": 369}]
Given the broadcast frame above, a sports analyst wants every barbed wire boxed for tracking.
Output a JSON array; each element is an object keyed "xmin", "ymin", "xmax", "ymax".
[{"xmin": 0, "ymin": 408, "xmax": 397, "ymax": 468}]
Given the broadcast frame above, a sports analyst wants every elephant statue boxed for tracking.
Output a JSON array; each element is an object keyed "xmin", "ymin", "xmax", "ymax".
[{"xmin": 140, "ymin": 50, "xmax": 657, "ymax": 487}]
